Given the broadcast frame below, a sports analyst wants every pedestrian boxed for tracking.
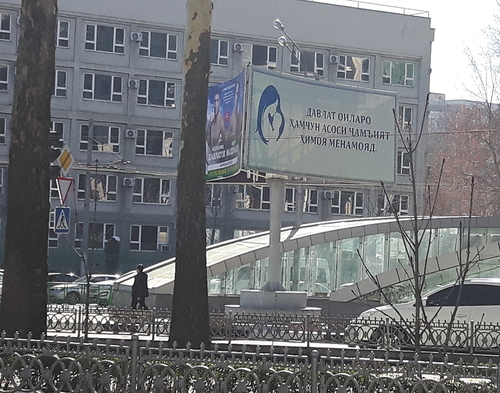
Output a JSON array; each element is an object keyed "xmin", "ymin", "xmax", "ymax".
[{"xmin": 131, "ymin": 264, "xmax": 149, "ymax": 310}]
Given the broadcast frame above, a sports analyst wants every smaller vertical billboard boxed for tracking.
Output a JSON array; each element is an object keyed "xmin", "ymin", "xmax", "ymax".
[
  {"xmin": 206, "ymin": 72, "xmax": 245, "ymax": 180},
  {"xmin": 244, "ymin": 68, "xmax": 397, "ymax": 182}
]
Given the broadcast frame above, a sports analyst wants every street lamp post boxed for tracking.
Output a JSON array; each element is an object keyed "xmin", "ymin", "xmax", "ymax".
[{"xmin": 273, "ymin": 18, "xmax": 306, "ymax": 74}]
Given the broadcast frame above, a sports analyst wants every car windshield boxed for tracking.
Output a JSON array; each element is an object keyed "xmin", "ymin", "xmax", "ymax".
[
  {"xmin": 48, "ymin": 274, "xmax": 78, "ymax": 282},
  {"xmin": 74, "ymin": 276, "xmax": 115, "ymax": 284}
]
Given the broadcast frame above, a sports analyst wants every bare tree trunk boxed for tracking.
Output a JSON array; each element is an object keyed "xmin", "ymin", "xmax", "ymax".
[
  {"xmin": 169, "ymin": 0, "xmax": 212, "ymax": 348},
  {"xmin": 0, "ymin": 0, "xmax": 56, "ymax": 337}
]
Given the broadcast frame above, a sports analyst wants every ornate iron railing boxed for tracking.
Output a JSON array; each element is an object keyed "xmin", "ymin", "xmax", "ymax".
[
  {"xmin": 47, "ymin": 305, "xmax": 500, "ymax": 355},
  {"xmin": 0, "ymin": 332, "xmax": 497, "ymax": 392}
]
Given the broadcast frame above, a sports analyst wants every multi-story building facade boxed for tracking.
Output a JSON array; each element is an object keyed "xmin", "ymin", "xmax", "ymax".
[{"xmin": 0, "ymin": 0, "xmax": 434, "ymax": 276}]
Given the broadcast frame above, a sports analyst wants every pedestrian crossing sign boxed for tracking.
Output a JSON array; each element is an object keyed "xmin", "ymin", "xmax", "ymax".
[{"xmin": 54, "ymin": 207, "xmax": 70, "ymax": 234}]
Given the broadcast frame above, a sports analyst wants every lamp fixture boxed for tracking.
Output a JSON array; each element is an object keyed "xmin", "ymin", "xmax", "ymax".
[
  {"xmin": 273, "ymin": 18, "xmax": 306, "ymax": 73},
  {"xmin": 277, "ymin": 36, "xmax": 287, "ymax": 47},
  {"xmin": 273, "ymin": 18, "xmax": 285, "ymax": 31}
]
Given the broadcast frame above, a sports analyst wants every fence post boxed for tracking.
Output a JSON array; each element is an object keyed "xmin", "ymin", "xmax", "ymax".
[
  {"xmin": 311, "ymin": 349, "xmax": 319, "ymax": 393},
  {"xmin": 497, "ymin": 363, "xmax": 500, "ymax": 393},
  {"xmin": 130, "ymin": 334, "xmax": 139, "ymax": 393},
  {"xmin": 306, "ymin": 313, "xmax": 310, "ymax": 348},
  {"xmin": 385, "ymin": 317, "xmax": 390, "ymax": 350},
  {"xmin": 228, "ymin": 310, "xmax": 232, "ymax": 345},
  {"xmin": 470, "ymin": 320, "xmax": 474, "ymax": 355},
  {"xmin": 151, "ymin": 308, "xmax": 156, "ymax": 340},
  {"xmin": 77, "ymin": 306, "xmax": 81, "ymax": 337}
]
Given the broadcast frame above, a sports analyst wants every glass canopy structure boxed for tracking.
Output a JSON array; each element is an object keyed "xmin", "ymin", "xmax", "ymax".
[{"xmin": 114, "ymin": 216, "xmax": 500, "ymax": 306}]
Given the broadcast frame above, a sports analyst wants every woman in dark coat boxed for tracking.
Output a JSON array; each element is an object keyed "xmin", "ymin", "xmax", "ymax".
[{"xmin": 131, "ymin": 264, "xmax": 149, "ymax": 309}]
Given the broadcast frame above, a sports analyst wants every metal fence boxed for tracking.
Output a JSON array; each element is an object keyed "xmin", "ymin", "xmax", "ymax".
[
  {"xmin": 0, "ymin": 331, "xmax": 499, "ymax": 392},
  {"xmin": 48, "ymin": 305, "xmax": 500, "ymax": 354}
]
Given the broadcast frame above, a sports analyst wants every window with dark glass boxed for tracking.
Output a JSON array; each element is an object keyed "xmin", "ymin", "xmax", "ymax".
[
  {"xmin": 140, "ymin": 31, "xmax": 177, "ymax": 60},
  {"xmin": 210, "ymin": 39, "xmax": 229, "ymax": 65},
  {"xmin": 85, "ymin": 24, "xmax": 124, "ymax": 54},
  {"xmin": 57, "ymin": 20, "xmax": 69, "ymax": 47},
  {"xmin": 0, "ymin": 14, "xmax": 10, "ymax": 40}
]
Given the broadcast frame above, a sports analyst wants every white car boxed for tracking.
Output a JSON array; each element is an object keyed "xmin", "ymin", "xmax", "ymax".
[
  {"xmin": 49, "ymin": 274, "xmax": 119, "ymax": 305},
  {"xmin": 346, "ymin": 277, "xmax": 500, "ymax": 348}
]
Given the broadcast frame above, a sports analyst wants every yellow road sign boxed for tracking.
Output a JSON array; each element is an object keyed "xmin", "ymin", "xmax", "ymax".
[{"xmin": 57, "ymin": 146, "xmax": 74, "ymax": 176}]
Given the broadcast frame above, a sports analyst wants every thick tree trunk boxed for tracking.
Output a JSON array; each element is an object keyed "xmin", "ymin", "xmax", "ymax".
[
  {"xmin": 0, "ymin": 0, "xmax": 56, "ymax": 337},
  {"xmin": 169, "ymin": 0, "xmax": 212, "ymax": 348}
]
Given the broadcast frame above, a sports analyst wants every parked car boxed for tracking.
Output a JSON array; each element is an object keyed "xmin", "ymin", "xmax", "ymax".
[
  {"xmin": 345, "ymin": 278, "xmax": 500, "ymax": 348},
  {"xmin": 48, "ymin": 272, "xmax": 80, "ymax": 284},
  {"xmin": 1, "ymin": 270, "xmax": 67, "ymax": 299},
  {"xmin": 49, "ymin": 274, "xmax": 119, "ymax": 305},
  {"xmin": 47, "ymin": 272, "xmax": 80, "ymax": 301}
]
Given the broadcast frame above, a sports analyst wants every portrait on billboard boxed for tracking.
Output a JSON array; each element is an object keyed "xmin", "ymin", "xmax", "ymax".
[{"xmin": 206, "ymin": 71, "xmax": 245, "ymax": 180}]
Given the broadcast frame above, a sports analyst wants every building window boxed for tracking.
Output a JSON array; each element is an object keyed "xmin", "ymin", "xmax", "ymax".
[
  {"xmin": 210, "ymin": 39, "xmax": 229, "ymax": 65},
  {"xmin": 135, "ymin": 129, "xmax": 173, "ymax": 157},
  {"xmin": 137, "ymin": 79, "xmax": 175, "ymax": 108},
  {"xmin": 206, "ymin": 184, "xmax": 222, "ymax": 207},
  {"xmin": 234, "ymin": 185, "xmax": 270, "ymax": 210},
  {"xmin": 0, "ymin": 14, "xmax": 10, "ymax": 40},
  {"xmin": 49, "ymin": 211, "xmax": 58, "ymax": 248},
  {"xmin": 51, "ymin": 121, "xmax": 64, "ymax": 141},
  {"xmin": 378, "ymin": 194, "xmax": 409, "ymax": 215},
  {"xmin": 80, "ymin": 124, "xmax": 120, "ymax": 153},
  {"xmin": 130, "ymin": 225, "xmax": 169, "ymax": 251},
  {"xmin": 398, "ymin": 106, "xmax": 413, "ymax": 130},
  {"xmin": 50, "ymin": 179, "xmax": 59, "ymax": 199},
  {"xmin": 331, "ymin": 190, "xmax": 363, "ymax": 215},
  {"xmin": 283, "ymin": 188, "xmax": 318, "ymax": 213},
  {"xmin": 77, "ymin": 173, "xmax": 117, "ymax": 201},
  {"xmin": 285, "ymin": 188, "xmax": 296, "ymax": 212},
  {"xmin": 85, "ymin": 24, "xmax": 124, "ymax": 54},
  {"xmin": 304, "ymin": 188, "xmax": 318, "ymax": 213},
  {"xmin": 54, "ymin": 70, "xmax": 67, "ymax": 97},
  {"xmin": 75, "ymin": 222, "xmax": 115, "ymax": 249},
  {"xmin": 206, "ymin": 228, "xmax": 220, "ymax": 245},
  {"xmin": 83, "ymin": 73, "xmax": 122, "ymax": 102},
  {"xmin": 383, "ymin": 60, "xmax": 414, "ymax": 86},
  {"xmin": 140, "ymin": 31, "xmax": 178, "ymax": 60},
  {"xmin": 0, "ymin": 65, "xmax": 8, "ymax": 91},
  {"xmin": 57, "ymin": 20, "xmax": 69, "ymax": 48},
  {"xmin": 337, "ymin": 55, "xmax": 370, "ymax": 81},
  {"xmin": 291, "ymin": 50, "xmax": 324, "ymax": 77},
  {"xmin": 0, "ymin": 117, "xmax": 5, "ymax": 144},
  {"xmin": 243, "ymin": 44, "xmax": 277, "ymax": 69},
  {"xmin": 132, "ymin": 178, "xmax": 170, "ymax": 204},
  {"xmin": 0, "ymin": 168, "xmax": 4, "ymax": 195},
  {"xmin": 397, "ymin": 150, "xmax": 411, "ymax": 175},
  {"xmin": 234, "ymin": 229, "xmax": 258, "ymax": 238}
]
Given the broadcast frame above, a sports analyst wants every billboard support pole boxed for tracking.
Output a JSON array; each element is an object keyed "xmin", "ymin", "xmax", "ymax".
[{"xmin": 262, "ymin": 174, "xmax": 287, "ymax": 291}]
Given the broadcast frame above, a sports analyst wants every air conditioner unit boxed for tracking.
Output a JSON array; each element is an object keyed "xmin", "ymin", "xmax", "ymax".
[
  {"xmin": 323, "ymin": 190, "xmax": 334, "ymax": 199},
  {"xmin": 159, "ymin": 244, "xmax": 170, "ymax": 252},
  {"xmin": 329, "ymin": 55, "xmax": 340, "ymax": 64},
  {"xmin": 127, "ymin": 79, "xmax": 139, "ymax": 89},
  {"xmin": 130, "ymin": 32, "xmax": 143, "ymax": 42},
  {"xmin": 125, "ymin": 129, "xmax": 137, "ymax": 139},
  {"xmin": 123, "ymin": 178, "xmax": 135, "ymax": 187},
  {"xmin": 233, "ymin": 43, "xmax": 244, "ymax": 52}
]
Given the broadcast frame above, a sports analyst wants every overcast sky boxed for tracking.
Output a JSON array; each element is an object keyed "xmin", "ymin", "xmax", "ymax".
[{"xmin": 328, "ymin": 0, "xmax": 499, "ymax": 100}]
